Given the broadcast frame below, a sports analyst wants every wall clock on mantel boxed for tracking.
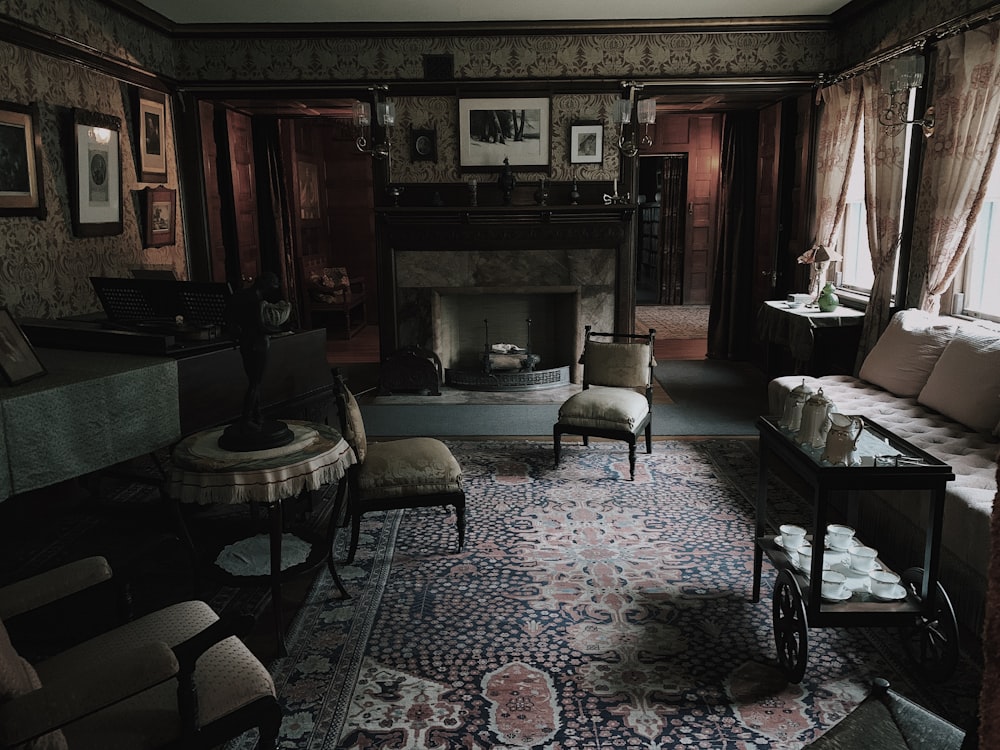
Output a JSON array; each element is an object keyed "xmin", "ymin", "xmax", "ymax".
[{"xmin": 410, "ymin": 127, "xmax": 437, "ymax": 162}]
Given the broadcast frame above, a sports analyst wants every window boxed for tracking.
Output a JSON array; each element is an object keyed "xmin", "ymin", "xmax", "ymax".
[
  {"xmin": 838, "ymin": 97, "xmax": 914, "ymax": 298},
  {"xmin": 959, "ymin": 159, "xmax": 1000, "ymax": 321}
]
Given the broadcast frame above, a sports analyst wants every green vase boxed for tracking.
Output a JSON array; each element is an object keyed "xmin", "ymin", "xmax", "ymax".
[{"xmin": 817, "ymin": 282, "xmax": 840, "ymax": 312}]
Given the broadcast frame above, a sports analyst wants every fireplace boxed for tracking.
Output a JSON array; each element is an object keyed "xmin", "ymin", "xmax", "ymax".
[
  {"xmin": 376, "ymin": 205, "xmax": 635, "ymax": 386},
  {"xmin": 433, "ymin": 286, "xmax": 579, "ymax": 389}
]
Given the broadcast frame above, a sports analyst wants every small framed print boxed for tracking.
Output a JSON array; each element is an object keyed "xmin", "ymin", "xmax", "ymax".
[
  {"xmin": 136, "ymin": 89, "xmax": 167, "ymax": 183},
  {"xmin": 143, "ymin": 185, "xmax": 176, "ymax": 247},
  {"xmin": 570, "ymin": 122, "xmax": 603, "ymax": 164},
  {"xmin": 410, "ymin": 127, "xmax": 437, "ymax": 162},
  {"xmin": 0, "ymin": 308, "xmax": 46, "ymax": 386},
  {"xmin": 72, "ymin": 108, "xmax": 122, "ymax": 237},
  {"xmin": 0, "ymin": 100, "xmax": 46, "ymax": 218}
]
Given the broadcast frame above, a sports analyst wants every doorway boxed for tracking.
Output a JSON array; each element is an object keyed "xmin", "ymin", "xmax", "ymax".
[{"xmin": 636, "ymin": 154, "xmax": 688, "ymax": 305}]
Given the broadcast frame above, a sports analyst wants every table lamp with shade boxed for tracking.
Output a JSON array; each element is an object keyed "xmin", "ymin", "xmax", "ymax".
[{"xmin": 797, "ymin": 244, "xmax": 842, "ymax": 304}]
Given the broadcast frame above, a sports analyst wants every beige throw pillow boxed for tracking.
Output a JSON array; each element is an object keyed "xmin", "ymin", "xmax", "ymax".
[
  {"xmin": 917, "ymin": 326, "xmax": 1000, "ymax": 434},
  {"xmin": 858, "ymin": 309, "xmax": 957, "ymax": 397}
]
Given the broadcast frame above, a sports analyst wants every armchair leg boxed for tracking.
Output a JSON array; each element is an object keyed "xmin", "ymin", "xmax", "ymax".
[
  {"xmin": 645, "ymin": 423, "xmax": 653, "ymax": 454},
  {"xmin": 347, "ymin": 513, "xmax": 362, "ymax": 563},
  {"xmin": 455, "ymin": 498, "xmax": 467, "ymax": 552},
  {"xmin": 628, "ymin": 442, "xmax": 637, "ymax": 481}
]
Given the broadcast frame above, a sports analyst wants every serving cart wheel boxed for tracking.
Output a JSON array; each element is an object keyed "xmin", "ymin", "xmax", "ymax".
[
  {"xmin": 898, "ymin": 567, "xmax": 959, "ymax": 682},
  {"xmin": 772, "ymin": 569, "xmax": 809, "ymax": 683}
]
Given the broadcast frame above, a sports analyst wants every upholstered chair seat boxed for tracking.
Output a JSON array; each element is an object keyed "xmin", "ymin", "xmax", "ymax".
[
  {"xmin": 333, "ymin": 374, "xmax": 466, "ymax": 563},
  {"xmin": 554, "ymin": 327, "xmax": 656, "ymax": 480}
]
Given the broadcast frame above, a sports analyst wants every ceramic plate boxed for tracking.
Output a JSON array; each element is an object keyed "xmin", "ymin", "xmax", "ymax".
[
  {"xmin": 821, "ymin": 588, "xmax": 853, "ymax": 602},
  {"xmin": 871, "ymin": 584, "xmax": 908, "ymax": 602}
]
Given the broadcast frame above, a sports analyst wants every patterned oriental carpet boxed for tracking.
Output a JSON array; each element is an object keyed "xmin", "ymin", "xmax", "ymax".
[{"xmin": 228, "ymin": 440, "xmax": 980, "ymax": 750}]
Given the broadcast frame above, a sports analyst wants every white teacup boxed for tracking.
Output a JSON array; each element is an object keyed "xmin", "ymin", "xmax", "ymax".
[
  {"xmin": 869, "ymin": 570, "xmax": 901, "ymax": 598},
  {"xmin": 849, "ymin": 546, "xmax": 877, "ymax": 573},
  {"xmin": 798, "ymin": 544, "xmax": 814, "ymax": 569},
  {"xmin": 821, "ymin": 570, "xmax": 847, "ymax": 599},
  {"xmin": 826, "ymin": 524, "xmax": 855, "ymax": 550},
  {"xmin": 779, "ymin": 524, "xmax": 806, "ymax": 550}
]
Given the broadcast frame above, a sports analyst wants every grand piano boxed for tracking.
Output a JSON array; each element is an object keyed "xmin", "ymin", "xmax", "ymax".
[{"xmin": 18, "ymin": 277, "xmax": 334, "ymax": 438}]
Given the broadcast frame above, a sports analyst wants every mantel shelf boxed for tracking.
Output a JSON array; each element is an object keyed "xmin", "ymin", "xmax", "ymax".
[{"xmin": 376, "ymin": 204, "xmax": 635, "ymax": 225}]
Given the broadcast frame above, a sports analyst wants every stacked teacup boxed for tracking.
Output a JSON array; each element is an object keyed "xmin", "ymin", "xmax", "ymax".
[{"xmin": 778, "ymin": 523, "xmax": 807, "ymax": 567}]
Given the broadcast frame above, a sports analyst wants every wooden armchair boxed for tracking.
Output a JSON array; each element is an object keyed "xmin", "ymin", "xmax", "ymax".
[
  {"xmin": 299, "ymin": 257, "xmax": 367, "ymax": 339},
  {"xmin": 553, "ymin": 326, "xmax": 657, "ymax": 480},
  {"xmin": 0, "ymin": 556, "xmax": 280, "ymax": 749}
]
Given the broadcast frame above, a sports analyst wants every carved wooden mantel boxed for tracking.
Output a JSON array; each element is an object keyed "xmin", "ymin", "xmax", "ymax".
[{"xmin": 375, "ymin": 205, "xmax": 637, "ymax": 356}]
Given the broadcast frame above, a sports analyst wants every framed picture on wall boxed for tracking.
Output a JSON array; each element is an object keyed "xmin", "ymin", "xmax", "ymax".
[
  {"xmin": 297, "ymin": 161, "xmax": 320, "ymax": 220},
  {"xmin": 0, "ymin": 100, "xmax": 46, "ymax": 218},
  {"xmin": 143, "ymin": 185, "xmax": 176, "ymax": 247},
  {"xmin": 136, "ymin": 89, "xmax": 167, "ymax": 183},
  {"xmin": 458, "ymin": 96, "xmax": 550, "ymax": 170},
  {"xmin": 71, "ymin": 109, "xmax": 122, "ymax": 237},
  {"xmin": 569, "ymin": 122, "xmax": 603, "ymax": 164},
  {"xmin": 0, "ymin": 308, "xmax": 46, "ymax": 386}
]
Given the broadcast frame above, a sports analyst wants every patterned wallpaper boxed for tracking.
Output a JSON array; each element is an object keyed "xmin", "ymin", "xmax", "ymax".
[
  {"xmin": 0, "ymin": 0, "xmax": 981, "ymax": 318},
  {"xmin": 0, "ymin": 39, "xmax": 185, "ymax": 320}
]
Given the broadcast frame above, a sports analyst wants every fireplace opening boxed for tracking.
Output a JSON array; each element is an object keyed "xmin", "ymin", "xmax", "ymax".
[{"xmin": 433, "ymin": 287, "xmax": 579, "ymax": 390}]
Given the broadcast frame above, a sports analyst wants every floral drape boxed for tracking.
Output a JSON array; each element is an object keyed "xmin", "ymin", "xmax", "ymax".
[
  {"xmin": 914, "ymin": 23, "xmax": 1000, "ymax": 313},
  {"xmin": 855, "ymin": 67, "xmax": 908, "ymax": 368},
  {"xmin": 811, "ymin": 78, "xmax": 864, "ymax": 254}
]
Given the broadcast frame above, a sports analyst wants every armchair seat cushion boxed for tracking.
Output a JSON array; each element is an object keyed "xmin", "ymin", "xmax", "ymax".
[
  {"xmin": 359, "ymin": 438, "xmax": 463, "ymax": 501},
  {"xmin": 37, "ymin": 600, "xmax": 274, "ymax": 750},
  {"xmin": 558, "ymin": 387, "xmax": 650, "ymax": 432}
]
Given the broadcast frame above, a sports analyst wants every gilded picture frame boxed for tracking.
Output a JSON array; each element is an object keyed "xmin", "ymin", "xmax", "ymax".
[{"xmin": 0, "ymin": 100, "xmax": 46, "ymax": 218}]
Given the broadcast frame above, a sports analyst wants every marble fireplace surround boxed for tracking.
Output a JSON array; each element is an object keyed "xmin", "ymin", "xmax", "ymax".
[{"xmin": 378, "ymin": 206, "xmax": 634, "ymax": 384}]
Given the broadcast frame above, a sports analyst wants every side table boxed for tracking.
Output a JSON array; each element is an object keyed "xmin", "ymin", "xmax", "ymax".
[
  {"xmin": 167, "ymin": 419, "xmax": 357, "ymax": 656},
  {"xmin": 756, "ymin": 300, "xmax": 864, "ymax": 376}
]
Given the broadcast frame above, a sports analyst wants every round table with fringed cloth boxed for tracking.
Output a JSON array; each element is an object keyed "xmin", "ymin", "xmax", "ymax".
[{"xmin": 168, "ymin": 419, "xmax": 357, "ymax": 656}]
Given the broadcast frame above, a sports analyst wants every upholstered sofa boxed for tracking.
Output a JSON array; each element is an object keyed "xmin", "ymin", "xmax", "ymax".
[{"xmin": 768, "ymin": 309, "xmax": 1000, "ymax": 637}]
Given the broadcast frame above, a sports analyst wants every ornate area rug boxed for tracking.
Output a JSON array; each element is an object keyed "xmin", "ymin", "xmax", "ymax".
[
  {"xmin": 636, "ymin": 305, "xmax": 710, "ymax": 339},
  {"xmin": 230, "ymin": 439, "xmax": 980, "ymax": 749}
]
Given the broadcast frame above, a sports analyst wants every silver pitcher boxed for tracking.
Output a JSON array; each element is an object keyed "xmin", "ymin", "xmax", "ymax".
[
  {"xmin": 779, "ymin": 379, "xmax": 814, "ymax": 432},
  {"xmin": 796, "ymin": 388, "xmax": 835, "ymax": 448},
  {"xmin": 822, "ymin": 413, "xmax": 864, "ymax": 466}
]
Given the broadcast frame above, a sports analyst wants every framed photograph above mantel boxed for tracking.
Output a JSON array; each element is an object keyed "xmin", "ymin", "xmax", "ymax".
[
  {"xmin": 458, "ymin": 96, "xmax": 550, "ymax": 171},
  {"xmin": 0, "ymin": 100, "xmax": 46, "ymax": 218},
  {"xmin": 71, "ymin": 108, "xmax": 122, "ymax": 237},
  {"xmin": 135, "ymin": 89, "xmax": 167, "ymax": 183}
]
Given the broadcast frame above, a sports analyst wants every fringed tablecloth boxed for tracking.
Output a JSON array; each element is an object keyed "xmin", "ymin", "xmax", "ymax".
[{"xmin": 168, "ymin": 420, "xmax": 356, "ymax": 505}]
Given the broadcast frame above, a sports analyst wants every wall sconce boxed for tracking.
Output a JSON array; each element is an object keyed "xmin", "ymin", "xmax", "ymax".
[
  {"xmin": 612, "ymin": 81, "xmax": 656, "ymax": 157},
  {"xmin": 879, "ymin": 52, "xmax": 935, "ymax": 138},
  {"xmin": 354, "ymin": 85, "xmax": 394, "ymax": 158}
]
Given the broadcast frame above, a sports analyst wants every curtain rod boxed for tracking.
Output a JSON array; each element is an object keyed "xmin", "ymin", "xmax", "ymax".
[{"xmin": 822, "ymin": 3, "xmax": 1000, "ymax": 87}]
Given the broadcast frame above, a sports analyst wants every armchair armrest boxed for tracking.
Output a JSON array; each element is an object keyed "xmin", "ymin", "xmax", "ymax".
[
  {"xmin": 0, "ymin": 640, "xmax": 178, "ymax": 748},
  {"xmin": 0, "ymin": 557, "xmax": 112, "ymax": 620}
]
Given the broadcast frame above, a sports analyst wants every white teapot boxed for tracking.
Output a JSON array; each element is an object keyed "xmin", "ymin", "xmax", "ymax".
[
  {"xmin": 779, "ymin": 380, "xmax": 814, "ymax": 432},
  {"xmin": 822, "ymin": 413, "xmax": 864, "ymax": 466},
  {"xmin": 796, "ymin": 388, "xmax": 835, "ymax": 449}
]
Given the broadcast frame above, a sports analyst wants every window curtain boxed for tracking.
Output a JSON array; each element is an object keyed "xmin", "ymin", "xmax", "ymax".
[
  {"xmin": 708, "ymin": 111, "xmax": 758, "ymax": 360},
  {"xmin": 855, "ymin": 67, "xmax": 908, "ymax": 370},
  {"xmin": 914, "ymin": 23, "xmax": 1000, "ymax": 313},
  {"xmin": 811, "ymin": 79, "xmax": 864, "ymax": 253}
]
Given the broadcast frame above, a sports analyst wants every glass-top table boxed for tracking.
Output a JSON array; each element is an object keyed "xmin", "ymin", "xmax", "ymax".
[{"xmin": 752, "ymin": 414, "xmax": 957, "ymax": 683}]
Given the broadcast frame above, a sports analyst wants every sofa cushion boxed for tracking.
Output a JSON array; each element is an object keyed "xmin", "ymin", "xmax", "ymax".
[
  {"xmin": 918, "ymin": 326, "xmax": 1000, "ymax": 435},
  {"xmin": 858, "ymin": 309, "xmax": 957, "ymax": 397}
]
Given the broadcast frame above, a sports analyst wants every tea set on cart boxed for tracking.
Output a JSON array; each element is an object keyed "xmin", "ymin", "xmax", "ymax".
[{"xmin": 757, "ymin": 380, "xmax": 960, "ymax": 684}]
